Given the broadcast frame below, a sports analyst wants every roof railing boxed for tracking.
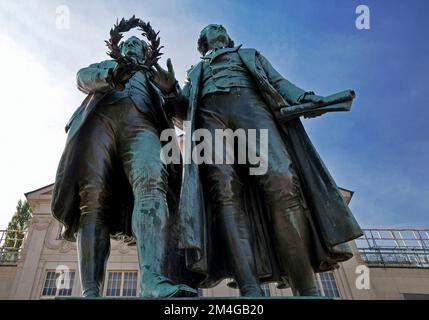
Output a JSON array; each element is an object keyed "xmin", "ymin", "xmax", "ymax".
[
  {"xmin": 0, "ymin": 229, "xmax": 27, "ymax": 265},
  {"xmin": 356, "ymin": 228, "xmax": 429, "ymax": 268}
]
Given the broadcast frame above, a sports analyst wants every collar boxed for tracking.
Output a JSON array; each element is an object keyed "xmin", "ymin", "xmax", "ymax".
[{"xmin": 201, "ymin": 45, "xmax": 242, "ymax": 61}]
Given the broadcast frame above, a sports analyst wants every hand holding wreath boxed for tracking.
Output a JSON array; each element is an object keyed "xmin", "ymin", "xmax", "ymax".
[{"xmin": 107, "ymin": 64, "xmax": 139, "ymax": 90}]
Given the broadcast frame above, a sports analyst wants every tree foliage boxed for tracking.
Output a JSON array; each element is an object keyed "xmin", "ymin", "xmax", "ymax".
[{"xmin": 2, "ymin": 199, "xmax": 32, "ymax": 252}]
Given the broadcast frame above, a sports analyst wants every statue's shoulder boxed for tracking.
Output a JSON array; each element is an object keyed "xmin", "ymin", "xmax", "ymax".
[
  {"xmin": 239, "ymin": 47, "xmax": 257, "ymax": 53},
  {"xmin": 187, "ymin": 62, "xmax": 201, "ymax": 73},
  {"xmin": 238, "ymin": 48, "xmax": 261, "ymax": 63},
  {"xmin": 238, "ymin": 47, "xmax": 259, "ymax": 56},
  {"xmin": 186, "ymin": 61, "xmax": 203, "ymax": 79},
  {"xmin": 86, "ymin": 59, "xmax": 117, "ymax": 69}
]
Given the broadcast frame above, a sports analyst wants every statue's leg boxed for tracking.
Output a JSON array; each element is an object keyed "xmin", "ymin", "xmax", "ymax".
[
  {"xmin": 254, "ymin": 151, "xmax": 317, "ymax": 296},
  {"xmin": 119, "ymin": 104, "xmax": 196, "ymax": 298},
  {"xmin": 201, "ymin": 164, "xmax": 263, "ymax": 297},
  {"xmin": 77, "ymin": 211, "xmax": 110, "ymax": 298},
  {"xmin": 238, "ymin": 95, "xmax": 318, "ymax": 296},
  {"xmin": 75, "ymin": 111, "xmax": 117, "ymax": 298},
  {"xmin": 197, "ymin": 96, "xmax": 263, "ymax": 297}
]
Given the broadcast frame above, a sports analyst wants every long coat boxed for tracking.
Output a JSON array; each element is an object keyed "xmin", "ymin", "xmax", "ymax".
[
  {"xmin": 173, "ymin": 48, "xmax": 363, "ymax": 288},
  {"xmin": 51, "ymin": 60, "xmax": 182, "ymax": 245}
]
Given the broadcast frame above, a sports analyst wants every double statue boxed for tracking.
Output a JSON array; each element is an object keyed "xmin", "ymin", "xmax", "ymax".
[{"xmin": 51, "ymin": 18, "xmax": 363, "ymax": 298}]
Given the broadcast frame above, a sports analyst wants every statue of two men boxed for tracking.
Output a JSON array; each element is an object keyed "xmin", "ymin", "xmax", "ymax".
[{"xmin": 52, "ymin": 23, "xmax": 363, "ymax": 298}]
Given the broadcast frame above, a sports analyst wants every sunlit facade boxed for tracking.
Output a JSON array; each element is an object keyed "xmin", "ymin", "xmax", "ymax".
[{"xmin": 1, "ymin": 184, "xmax": 428, "ymax": 300}]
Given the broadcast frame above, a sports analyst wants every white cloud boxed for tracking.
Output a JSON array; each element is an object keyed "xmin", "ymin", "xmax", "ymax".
[
  {"xmin": 0, "ymin": 33, "xmax": 76, "ymax": 229},
  {"xmin": 0, "ymin": 1, "xmax": 206, "ymax": 229}
]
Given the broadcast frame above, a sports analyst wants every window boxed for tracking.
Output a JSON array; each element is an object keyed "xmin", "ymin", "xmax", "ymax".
[
  {"xmin": 197, "ymin": 288, "xmax": 204, "ymax": 297},
  {"xmin": 315, "ymin": 272, "xmax": 340, "ymax": 298},
  {"xmin": 56, "ymin": 224, "xmax": 64, "ymax": 240},
  {"xmin": 105, "ymin": 271, "xmax": 138, "ymax": 297},
  {"xmin": 261, "ymin": 283, "xmax": 271, "ymax": 297},
  {"xmin": 41, "ymin": 270, "xmax": 76, "ymax": 297}
]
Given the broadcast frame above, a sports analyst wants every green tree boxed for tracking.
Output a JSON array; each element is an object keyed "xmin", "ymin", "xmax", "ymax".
[
  {"xmin": 7, "ymin": 200, "xmax": 32, "ymax": 229},
  {"xmin": 1, "ymin": 200, "xmax": 32, "ymax": 263}
]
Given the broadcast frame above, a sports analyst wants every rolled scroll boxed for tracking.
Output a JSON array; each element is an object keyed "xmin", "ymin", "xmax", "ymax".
[{"xmin": 278, "ymin": 90, "xmax": 356, "ymax": 122}]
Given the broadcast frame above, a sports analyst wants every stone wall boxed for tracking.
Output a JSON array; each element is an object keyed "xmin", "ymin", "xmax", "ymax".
[{"xmin": 0, "ymin": 265, "xmax": 17, "ymax": 299}]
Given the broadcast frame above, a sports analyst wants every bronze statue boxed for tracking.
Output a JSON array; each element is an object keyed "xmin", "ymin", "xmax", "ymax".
[
  {"xmin": 155, "ymin": 24, "xmax": 363, "ymax": 296},
  {"xmin": 51, "ymin": 18, "xmax": 198, "ymax": 298}
]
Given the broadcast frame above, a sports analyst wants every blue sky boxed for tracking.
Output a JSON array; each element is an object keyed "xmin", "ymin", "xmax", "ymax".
[{"xmin": 0, "ymin": 0, "xmax": 428, "ymax": 229}]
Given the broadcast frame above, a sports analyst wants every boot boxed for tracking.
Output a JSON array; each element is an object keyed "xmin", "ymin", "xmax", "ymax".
[
  {"xmin": 219, "ymin": 210, "xmax": 263, "ymax": 297},
  {"xmin": 132, "ymin": 194, "xmax": 197, "ymax": 298},
  {"xmin": 77, "ymin": 220, "xmax": 110, "ymax": 298},
  {"xmin": 140, "ymin": 266, "xmax": 197, "ymax": 298},
  {"xmin": 272, "ymin": 204, "xmax": 318, "ymax": 297}
]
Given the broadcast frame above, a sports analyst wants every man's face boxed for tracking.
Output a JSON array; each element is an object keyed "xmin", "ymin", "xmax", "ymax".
[
  {"xmin": 120, "ymin": 36, "xmax": 147, "ymax": 60},
  {"xmin": 203, "ymin": 24, "xmax": 230, "ymax": 49}
]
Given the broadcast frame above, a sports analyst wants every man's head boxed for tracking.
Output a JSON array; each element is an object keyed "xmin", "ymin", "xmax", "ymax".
[
  {"xmin": 119, "ymin": 36, "xmax": 148, "ymax": 63},
  {"xmin": 197, "ymin": 24, "xmax": 235, "ymax": 56}
]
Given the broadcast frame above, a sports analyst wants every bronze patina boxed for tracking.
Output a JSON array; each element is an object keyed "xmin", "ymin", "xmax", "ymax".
[
  {"xmin": 154, "ymin": 24, "xmax": 363, "ymax": 297},
  {"xmin": 52, "ymin": 19, "xmax": 363, "ymax": 299},
  {"xmin": 51, "ymin": 17, "xmax": 198, "ymax": 298}
]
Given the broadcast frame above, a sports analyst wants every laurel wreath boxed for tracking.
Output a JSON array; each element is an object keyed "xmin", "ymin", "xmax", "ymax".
[{"xmin": 105, "ymin": 15, "xmax": 163, "ymax": 70}]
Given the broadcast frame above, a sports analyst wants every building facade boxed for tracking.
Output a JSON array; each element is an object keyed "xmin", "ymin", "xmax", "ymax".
[{"xmin": 1, "ymin": 184, "xmax": 428, "ymax": 300}]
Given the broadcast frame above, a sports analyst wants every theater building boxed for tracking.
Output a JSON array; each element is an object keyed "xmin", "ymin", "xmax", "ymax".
[{"xmin": 1, "ymin": 183, "xmax": 428, "ymax": 300}]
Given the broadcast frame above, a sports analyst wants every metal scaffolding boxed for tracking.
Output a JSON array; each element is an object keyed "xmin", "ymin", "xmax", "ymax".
[
  {"xmin": 356, "ymin": 228, "xmax": 429, "ymax": 268},
  {"xmin": 0, "ymin": 229, "xmax": 26, "ymax": 265}
]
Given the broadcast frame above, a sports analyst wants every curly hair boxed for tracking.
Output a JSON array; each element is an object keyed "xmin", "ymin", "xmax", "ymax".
[{"xmin": 197, "ymin": 26, "xmax": 235, "ymax": 56}]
